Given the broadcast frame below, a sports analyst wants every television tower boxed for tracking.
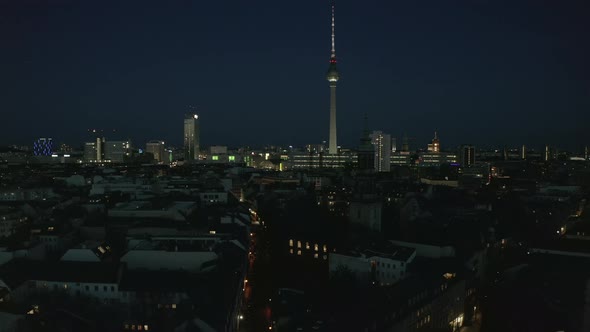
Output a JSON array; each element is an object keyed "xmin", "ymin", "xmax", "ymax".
[{"xmin": 326, "ymin": 0, "xmax": 340, "ymax": 155}]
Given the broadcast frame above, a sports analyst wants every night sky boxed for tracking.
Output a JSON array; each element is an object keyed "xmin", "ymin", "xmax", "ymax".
[{"xmin": 1, "ymin": 0, "xmax": 589, "ymax": 151}]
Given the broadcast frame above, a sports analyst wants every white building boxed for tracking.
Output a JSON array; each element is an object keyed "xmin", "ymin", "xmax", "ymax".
[{"xmin": 329, "ymin": 246, "xmax": 416, "ymax": 286}]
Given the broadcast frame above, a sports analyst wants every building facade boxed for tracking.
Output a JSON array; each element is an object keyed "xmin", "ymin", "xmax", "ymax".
[
  {"xmin": 33, "ymin": 138, "xmax": 53, "ymax": 156},
  {"xmin": 418, "ymin": 152, "xmax": 458, "ymax": 166},
  {"xmin": 427, "ymin": 132, "xmax": 440, "ymax": 152},
  {"xmin": 184, "ymin": 114, "xmax": 200, "ymax": 161},
  {"xmin": 146, "ymin": 140, "xmax": 166, "ymax": 163},
  {"xmin": 104, "ymin": 141, "xmax": 131, "ymax": 163},
  {"xmin": 371, "ymin": 131, "xmax": 391, "ymax": 172},
  {"xmin": 460, "ymin": 145, "xmax": 475, "ymax": 167}
]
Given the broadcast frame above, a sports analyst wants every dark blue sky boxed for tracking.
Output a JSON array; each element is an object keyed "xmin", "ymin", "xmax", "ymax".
[{"xmin": 1, "ymin": 0, "xmax": 589, "ymax": 151}]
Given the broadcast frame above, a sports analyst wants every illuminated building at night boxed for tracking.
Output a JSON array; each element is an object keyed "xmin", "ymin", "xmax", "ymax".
[
  {"xmin": 370, "ymin": 131, "xmax": 391, "ymax": 172},
  {"xmin": 184, "ymin": 114, "xmax": 200, "ymax": 161},
  {"xmin": 427, "ymin": 132, "xmax": 440, "ymax": 152},
  {"xmin": 460, "ymin": 145, "xmax": 475, "ymax": 167},
  {"xmin": 418, "ymin": 152, "xmax": 457, "ymax": 166},
  {"xmin": 33, "ymin": 138, "xmax": 53, "ymax": 156},
  {"xmin": 83, "ymin": 137, "xmax": 105, "ymax": 162},
  {"xmin": 104, "ymin": 141, "xmax": 132, "ymax": 163}
]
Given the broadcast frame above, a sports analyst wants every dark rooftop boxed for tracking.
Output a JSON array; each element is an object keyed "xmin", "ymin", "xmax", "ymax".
[{"xmin": 0, "ymin": 259, "xmax": 121, "ymax": 289}]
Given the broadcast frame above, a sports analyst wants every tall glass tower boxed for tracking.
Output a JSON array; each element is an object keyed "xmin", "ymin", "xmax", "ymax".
[{"xmin": 184, "ymin": 114, "xmax": 200, "ymax": 161}]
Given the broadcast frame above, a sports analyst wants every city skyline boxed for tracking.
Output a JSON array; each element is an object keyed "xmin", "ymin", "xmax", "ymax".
[
  {"xmin": 1, "ymin": 1, "xmax": 589, "ymax": 150},
  {"xmin": 2, "ymin": 2, "xmax": 590, "ymax": 332}
]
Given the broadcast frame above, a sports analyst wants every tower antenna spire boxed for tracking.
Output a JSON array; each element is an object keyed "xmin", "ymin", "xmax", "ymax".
[{"xmin": 330, "ymin": 0, "xmax": 336, "ymax": 61}]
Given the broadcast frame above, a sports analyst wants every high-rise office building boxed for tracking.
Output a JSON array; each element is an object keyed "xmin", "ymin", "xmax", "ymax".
[
  {"xmin": 184, "ymin": 114, "xmax": 200, "ymax": 161},
  {"xmin": 326, "ymin": 1, "xmax": 340, "ymax": 155},
  {"xmin": 146, "ymin": 140, "xmax": 166, "ymax": 163},
  {"xmin": 460, "ymin": 145, "xmax": 475, "ymax": 167},
  {"xmin": 401, "ymin": 134, "xmax": 410, "ymax": 152},
  {"xmin": 33, "ymin": 138, "xmax": 53, "ymax": 156},
  {"xmin": 96, "ymin": 137, "xmax": 105, "ymax": 161},
  {"xmin": 391, "ymin": 137, "xmax": 397, "ymax": 153},
  {"xmin": 427, "ymin": 132, "xmax": 440, "ymax": 152},
  {"xmin": 105, "ymin": 141, "xmax": 131, "ymax": 163},
  {"xmin": 370, "ymin": 131, "xmax": 391, "ymax": 172},
  {"xmin": 357, "ymin": 116, "xmax": 374, "ymax": 171},
  {"xmin": 84, "ymin": 142, "xmax": 97, "ymax": 162}
]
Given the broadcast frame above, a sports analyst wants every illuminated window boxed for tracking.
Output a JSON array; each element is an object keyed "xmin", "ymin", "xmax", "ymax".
[
  {"xmin": 323, "ymin": 244, "xmax": 327, "ymax": 253},
  {"xmin": 289, "ymin": 249, "xmax": 293, "ymax": 254},
  {"xmin": 305, "ymin": 242, "xmax": 310, "ymax": 250},
  {"xmin": 212, "ymin": 155, "xmax": 219, "ymax": 161},
  {"xmin": 171, "ymin": 304, "xmax": 176, "ymax": 309},
  {"xmin": 229, "ymin": 155, "xmax": 236, "ymax": 161},
  {"xmin": 144, "ymin": 326, "xmax": 149, "ymax": 331},
  {"xmin": 289, "ymin": 239, "xmax": 293, "ymax": 247},
  {"xmin": 297, "ymin": 241, "xmax": 301, "ymax": 248},
  {"xmin": 314, "ymin": 253, "xmax": 318, "ymax": 259},
  {"xmin": 314, "ymin": 244, "xmax": 319, "ymax": 252},
  {"xmin": 297, "ymin": 250, "xmax": 301, "ymax": 256}
]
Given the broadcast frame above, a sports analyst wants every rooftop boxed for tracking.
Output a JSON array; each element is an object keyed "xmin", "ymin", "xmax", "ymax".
[{"xmin": 0, "ymin": 259, "xmax": 122, "ymax": 289}]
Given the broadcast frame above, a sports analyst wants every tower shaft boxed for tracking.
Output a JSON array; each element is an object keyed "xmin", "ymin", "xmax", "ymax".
[{"xmin": 329, "ymin": 84, "xmax": 337, "ymax": 154}]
